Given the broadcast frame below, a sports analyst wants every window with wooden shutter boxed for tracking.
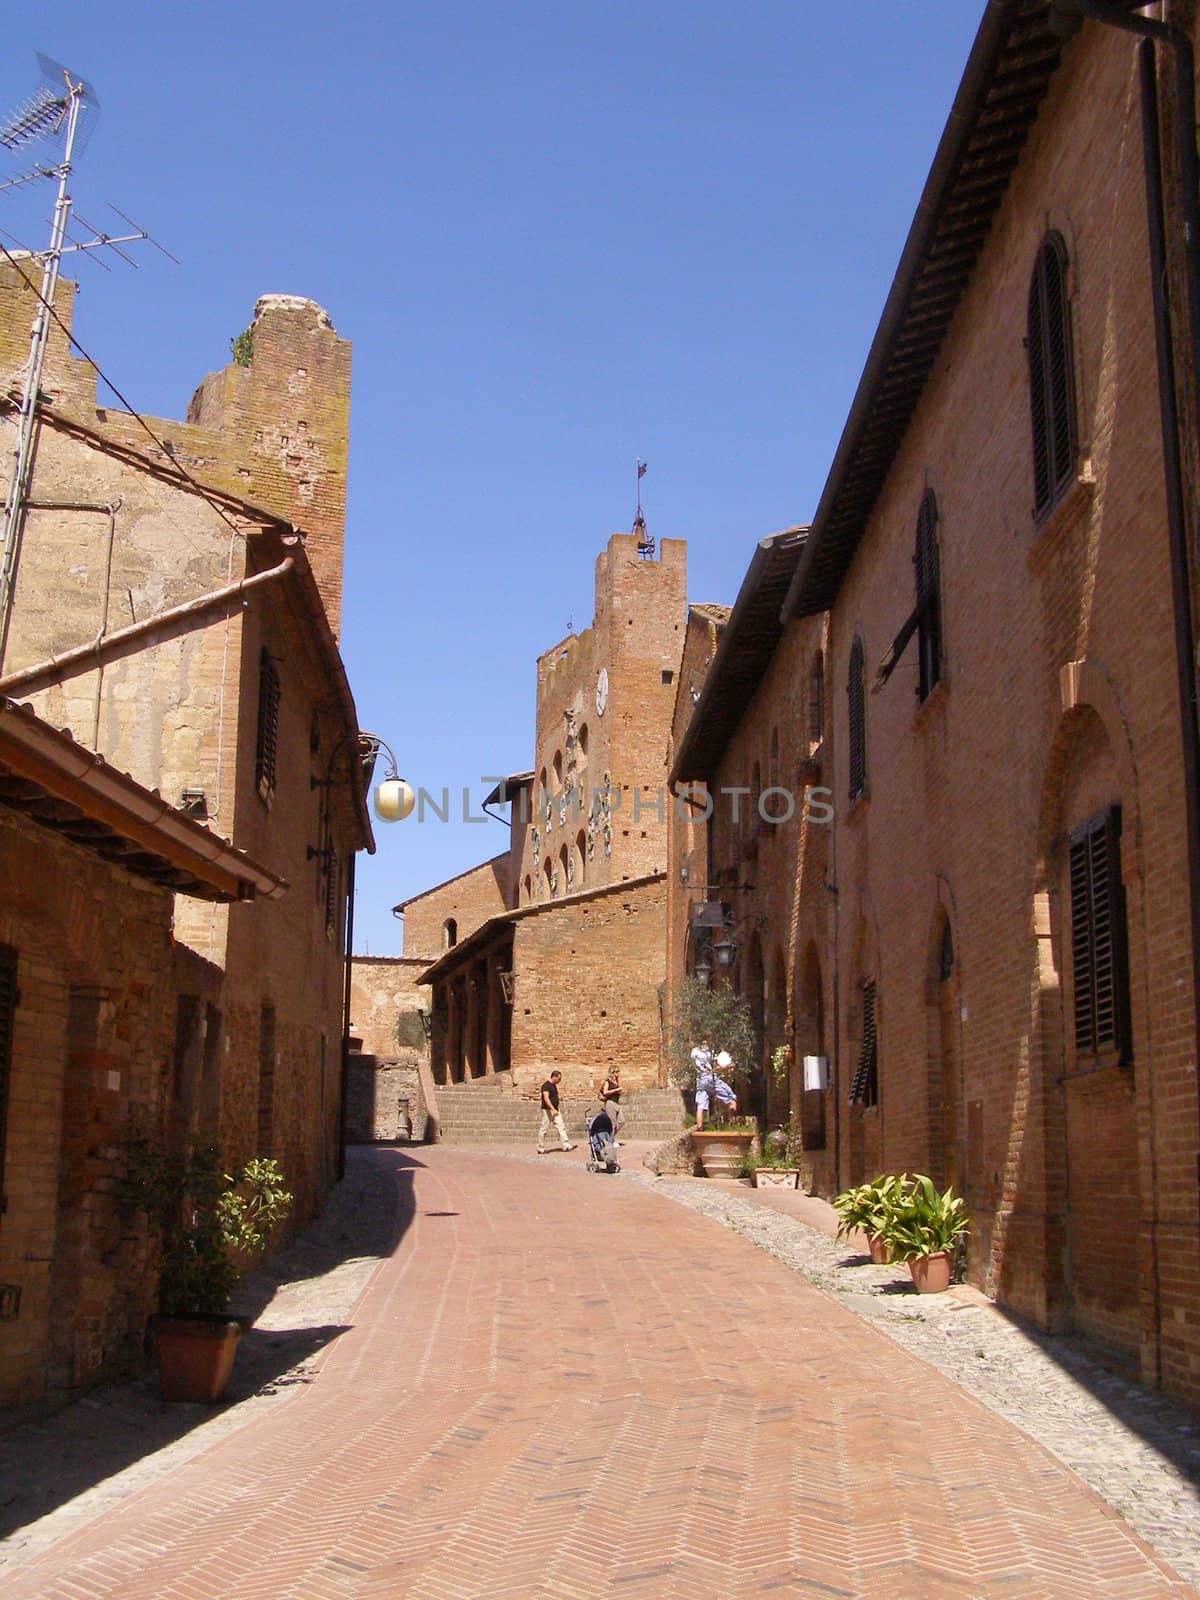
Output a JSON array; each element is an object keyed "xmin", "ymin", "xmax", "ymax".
[
  {"xmin": 808, "ymin": 651, "xmax": 825, "ymax": 749},
  {"xmin": 848, "ymin": 636, "xmax": 866, "ymax": 801},
  {"xmin": 849, "ymin": 980, "xmax": 878, "ymax": 1107},
  {"xmin": 1069, "ymin": 806, "xmax": 1131, "ymax": 1064},
  {"xmin": 255, "ymin": 649, "xmax": 281, "ymax": 804},
  {"xmin": 0, "ymin": 945, "xmax": 16, "ymax": 1214},
  {"xmin": 1027, "ymin": 233, "xmax": 1078, "ymax": 519},
  {"xmin": 914, "ymin": 490, "xmax": 942, "ymax": 702}
]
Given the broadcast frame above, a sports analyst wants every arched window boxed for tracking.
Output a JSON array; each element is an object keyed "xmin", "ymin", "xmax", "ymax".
[
  {"xmin": 848, "ymin": 636, "xmax": 866, "ymax": 801},
  {"xmin": 552, "ymin": 749, "xmax": 563, "ymax": 790},
  {"xmin": 914, "ymin": 490, "xmax": 942, "ymax": 701},
  {"xmin": 523, "ymin": 874, "xmax": 532, "ymax": 904},
  {"xmin": 808, "ymin": 651, "xmax": 825, "ymax": 750},
  {"xmin": 574, "ymin": 828, "xmax": 587, "ymax": 888},
  {"xmin": 1027, "ymin": 231, "xmax": 1077, "ymax": 519},
  {"xmin": 443, "ymin": 918, "xmax": 458, "ymax": 950}
]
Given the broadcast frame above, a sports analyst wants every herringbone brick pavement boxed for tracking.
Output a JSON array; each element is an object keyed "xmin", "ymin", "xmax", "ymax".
[{"xmin": 1, "ymin": 1147, "xmax": 1194, "ymax": 1599}]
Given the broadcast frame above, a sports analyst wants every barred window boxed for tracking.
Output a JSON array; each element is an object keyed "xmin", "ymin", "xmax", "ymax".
[
  {"xmin": 849, "ymin": 980, "xmax": 878, "ymax": 1107},
  {"xmin": 914, "ymin": 490, "xmax": 942, "ymax": 702},
  {"xmin": 0, "ymin": 944, "xmax": 16, "ymax": 1214},
  {"xmin": 255, "ymin": 649, "xmax": 281, "ymax": 804},
  {"xmin": 848, "ymin": 636, "xmax": 866, "ymax": 801},
  {"xmin": 1069, "ymin": 806, "xmax": 1131, "ymax": 1063},
  {"xmin": 1027, "ymin": 232, "xmax": 1078, "ymax": 519}
]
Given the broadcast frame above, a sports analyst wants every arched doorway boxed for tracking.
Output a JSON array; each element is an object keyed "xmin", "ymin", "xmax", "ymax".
[
  {"xmin": 743, "ymin": 930, "xmax": 766, "ymax": 1121},
  {"xmin": 797, "ymin": 944, "xmax": 826, "ymax": 1152}
]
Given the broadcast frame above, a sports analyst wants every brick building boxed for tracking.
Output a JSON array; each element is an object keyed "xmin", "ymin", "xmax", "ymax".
[
  {"xmin": 674, "ymin": 3, "xmax": 1200, "ymax": 1404},
  {"xmin": 349, "ymin": 533, "xmax": 689, "ymax": 1137},
  {"xmin": 667, "ymin": 532, "xmax": 838, "ymax": 1193},
  {"xmin": 0, "ymin": 272, "xmax": 371, "ymax": 1299},
  {"xmin": 0, "ymin": 698, "xmax": 284, "ymax": 1408}
]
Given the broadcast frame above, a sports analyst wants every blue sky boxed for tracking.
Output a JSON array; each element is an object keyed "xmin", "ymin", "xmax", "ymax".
[{"xmin": 1, "ymin": 2, "xmax": 982, "ymax": 955}]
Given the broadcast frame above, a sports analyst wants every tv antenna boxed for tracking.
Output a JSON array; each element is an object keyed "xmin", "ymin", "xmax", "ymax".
[{"xmin": 0, "ymin": 55, "xmax": 174, "ymax": 669}]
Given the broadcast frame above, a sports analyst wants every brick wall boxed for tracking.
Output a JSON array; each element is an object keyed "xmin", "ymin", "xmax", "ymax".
[
  {"xmin": 516, "ymin": 534, "xmax": 687, "ymax": 904},
  {"xmin": 0, "ymin": 806, "xmax": 176, "ymax": 1408},
  {"xmin": 508, "ymin": 874, "xmax": 667, "ymax": 1095},
  {"xmin": 801, "ymin": 22, "xmax": 1199, "ymax": 1401},
  {"xmin": 349, "ymin": 956, "xmax": 431, "ymax": 1059},
  {"xmin": 400, "ymin": 856, "xmax": 511, "ymax": 960}
]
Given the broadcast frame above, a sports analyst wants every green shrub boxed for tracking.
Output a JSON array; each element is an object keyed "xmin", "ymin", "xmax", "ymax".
[
  {"xmin": 879, "ymin": 1173, "xmax": 969, "ymax": 1261},
  {"xmin": 831, "ymin": 1173, "xmax": 908, "ymax": 1243}
]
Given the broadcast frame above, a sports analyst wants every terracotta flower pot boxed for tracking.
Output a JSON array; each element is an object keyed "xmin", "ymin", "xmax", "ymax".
[
  {"xmin": 154, "ymin": 1315, "xmax": 244, "ymax": 1403},
  {"xmin": 866, "ymin": 1232, "xmax": 892, "ymax": 1265},
  {"xmin": 908, "ymin": 1251, "xmax": 952, "ymax": 1294},
  {"xmin": 691, "ymin": 1128, "xmax": 755, "ymax": 1178}
]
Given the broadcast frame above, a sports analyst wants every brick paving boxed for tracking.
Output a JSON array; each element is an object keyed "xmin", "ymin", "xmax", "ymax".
[{"xmin": 1, "ymin": 1145, "xmax": 1197, "ymax": 1599}]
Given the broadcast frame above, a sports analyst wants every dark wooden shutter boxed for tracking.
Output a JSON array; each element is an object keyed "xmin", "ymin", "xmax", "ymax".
[
  {"xmin": 809, "ymin": 652, "xmax": 825, "ymax": 747},
  {"xmin": 0, "ymin": 945, "xmax": 16, "ymax": 1213},
  {"xmin": 1028, "ymin": 234, "xmax": 1077, "ymax": 519},
  {"xmin": 849, "ymin": 980, "xmax": 878, "ymax": 1107},
  {"xmin": 914, "ymin": 490, "xmax": 942, "ymax": 702},
  {"xmin": 848, "ymin": 637, "xmax": 866, "ymax": 801},
  {"xmin": 255, "ymin": 649, "xmax": 281, "ymax": 804},
  {"xmin": 1069, "ymin": 806, "xmax": 1131, "ymax": 1063}
]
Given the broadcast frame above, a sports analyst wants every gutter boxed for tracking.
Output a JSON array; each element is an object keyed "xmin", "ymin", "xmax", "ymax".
[
  {"xmin": 0, "ymin": 696, "xmax": 288, "ymax": 900},
  {"xmin": 0, "ymin": 555, "xmax": 295, "ymax": 698}
]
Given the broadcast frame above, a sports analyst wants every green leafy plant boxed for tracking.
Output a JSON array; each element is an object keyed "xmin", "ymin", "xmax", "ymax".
[
  {"xmin": 229, "ymin": 327, "xmax": 254, "ymax": 367},
  {"xmin": 124, "ymin": 1139, "xmax": 292, "ymax": 1317},
  {"xmin": 832, "ymin": 1173, "xmax": 908, "ymax": 1244},
  {"xmin": 770, "ymin": 1043, "xmax": 792, "ymax": 1085},
  {"xmin": 667, "ymin": 976, "xmax": 757, "ymax": 1091},
  {"xmin": 879, "ymin": 1173, "xmax": 969, "ymax": 1262}
]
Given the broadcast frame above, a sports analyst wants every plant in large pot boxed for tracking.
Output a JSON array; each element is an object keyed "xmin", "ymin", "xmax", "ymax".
[
  {"xmin": 124, "ymin": 1138, "xmax": 292, "ymax": 1402},
  {"xmin": 831, "ymin": 1173, "xmax": 908, "ymax": 1263},
  {"xmin": 668, "ymin": 977, "xmax": 759, "ymax": 1175},
  {"xmin": 878, "ymin": 1173, "xmax": 969, "ymax": 1293},
  {"xmin": 740, "ymin": 1120, "xmax": 801, "ymax": 1189}
]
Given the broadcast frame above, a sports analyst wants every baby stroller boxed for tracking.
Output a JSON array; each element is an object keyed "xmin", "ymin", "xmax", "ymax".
[{"xmin": 585, "ymin": 1109, "xmax": 620, "ymax": 1173}]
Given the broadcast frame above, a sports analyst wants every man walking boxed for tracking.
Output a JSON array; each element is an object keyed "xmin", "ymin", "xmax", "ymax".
[{"xmin": 537, "ymin": 1070, "xmax": 575, "ymax": 1154}]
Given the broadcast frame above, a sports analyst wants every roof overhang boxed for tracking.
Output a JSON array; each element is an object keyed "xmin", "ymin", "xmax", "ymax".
[
  {"xmin": 0, "ymin": 698, "xmax": 288, "ymax": 902},
  {"xmin": 782, "ymin": 0, "xmax": 1106, "ymax": 620},
  {"xmin": 670, "ymin": 529, "xmax": 807, "ymax": 787},
  {"xmin": 482, "ymin": 771, "xmax": 535, "ymax": 808}
]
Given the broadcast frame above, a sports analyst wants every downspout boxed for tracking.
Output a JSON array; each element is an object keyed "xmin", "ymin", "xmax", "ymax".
[
  {"xmin": 1140, "ymin": 36, "xmax": 1187, "ymax": 1382},
  {"xmin": 0, "ymin": 555, "xmax": 295, "ymax": 698},
  {"xmin": 338, "ymin": 850, "xmax": 356, "ymax": 1183}
]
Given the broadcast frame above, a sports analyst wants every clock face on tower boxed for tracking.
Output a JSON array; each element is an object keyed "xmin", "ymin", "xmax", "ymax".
[{"xmin": 596, "ymin": 668, "xmax": 609, "ymax": 717}]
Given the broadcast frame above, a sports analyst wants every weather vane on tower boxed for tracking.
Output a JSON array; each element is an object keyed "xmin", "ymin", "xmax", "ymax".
[{"xmin": 633, "ymin": 459, "xmax": 654, "ymax": 558}]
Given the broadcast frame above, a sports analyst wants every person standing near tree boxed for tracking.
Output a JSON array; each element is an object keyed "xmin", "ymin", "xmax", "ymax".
[{"xmin": 537, "ymin": 1070, "xmax": 575, "ymax": 1154}]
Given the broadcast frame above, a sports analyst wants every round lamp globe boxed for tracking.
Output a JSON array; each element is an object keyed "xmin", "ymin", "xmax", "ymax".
[{"xmin": 374, "ymin": 777, "xmax": 415, "ymax": 823}]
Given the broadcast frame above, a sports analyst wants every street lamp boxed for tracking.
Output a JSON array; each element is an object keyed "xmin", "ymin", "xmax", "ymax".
[{"xmin": 713, "ymin": 934, "xmax": 738, "ymax": 968}]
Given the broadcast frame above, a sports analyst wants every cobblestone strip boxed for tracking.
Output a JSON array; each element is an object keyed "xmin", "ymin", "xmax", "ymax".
[{"xmin": 642, "ymin": 1173, "xmax": 1200, "ymax": 1591}]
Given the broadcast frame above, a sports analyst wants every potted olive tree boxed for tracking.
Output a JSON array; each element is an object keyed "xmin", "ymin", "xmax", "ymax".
[
  {"xmin": 124, "ymin": 1138, "xmax": 292, "ymax": 1401},
  {"xmin": 668, "ymin": 977, "xmax": 758, "ymax": 1176}
]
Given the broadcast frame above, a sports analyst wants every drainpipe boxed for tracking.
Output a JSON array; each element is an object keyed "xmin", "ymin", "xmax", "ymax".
[
  {"xmin": 338, "ymin": 850, "xmax": 356, "ymax": 1183},
  {"xmin": 0, "ymin": 555, "xmax": 295, "ymax": 698},
  {"xmin": 1084, "ymin": 2, "xmax": 1200, "ymax": 1209}
]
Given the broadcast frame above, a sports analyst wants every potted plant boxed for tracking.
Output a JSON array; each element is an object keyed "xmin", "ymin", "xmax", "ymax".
[
  {"xmin": 746, "ymin": 1122, "xmax": 801, "ymax": 1189},
  {"xmin": 878, "ymin": 1173, "xmax": 969, "ymax": 1293},
  {"xmin": 832, "ymin": 1173, "xmax": 907, "ymax": 1264},
  {"xmin": 667, "ymin": 977, "xmax": 759, "ymax": 1176},
  {"xmin": 124, "ymin": 1138, "xmax": 292, "ymax": 1402}
]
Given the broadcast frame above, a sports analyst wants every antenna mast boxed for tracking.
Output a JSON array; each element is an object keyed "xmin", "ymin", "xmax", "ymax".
[{"xmin": 0, "ymin": 56, "xmax": 106, "ymax": 670}]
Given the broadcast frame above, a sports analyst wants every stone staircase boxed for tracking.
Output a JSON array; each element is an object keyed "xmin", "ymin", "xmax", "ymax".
[{"xmin": 432, "ymin": 1072, "xmax": 689, "ymax": 1145}]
